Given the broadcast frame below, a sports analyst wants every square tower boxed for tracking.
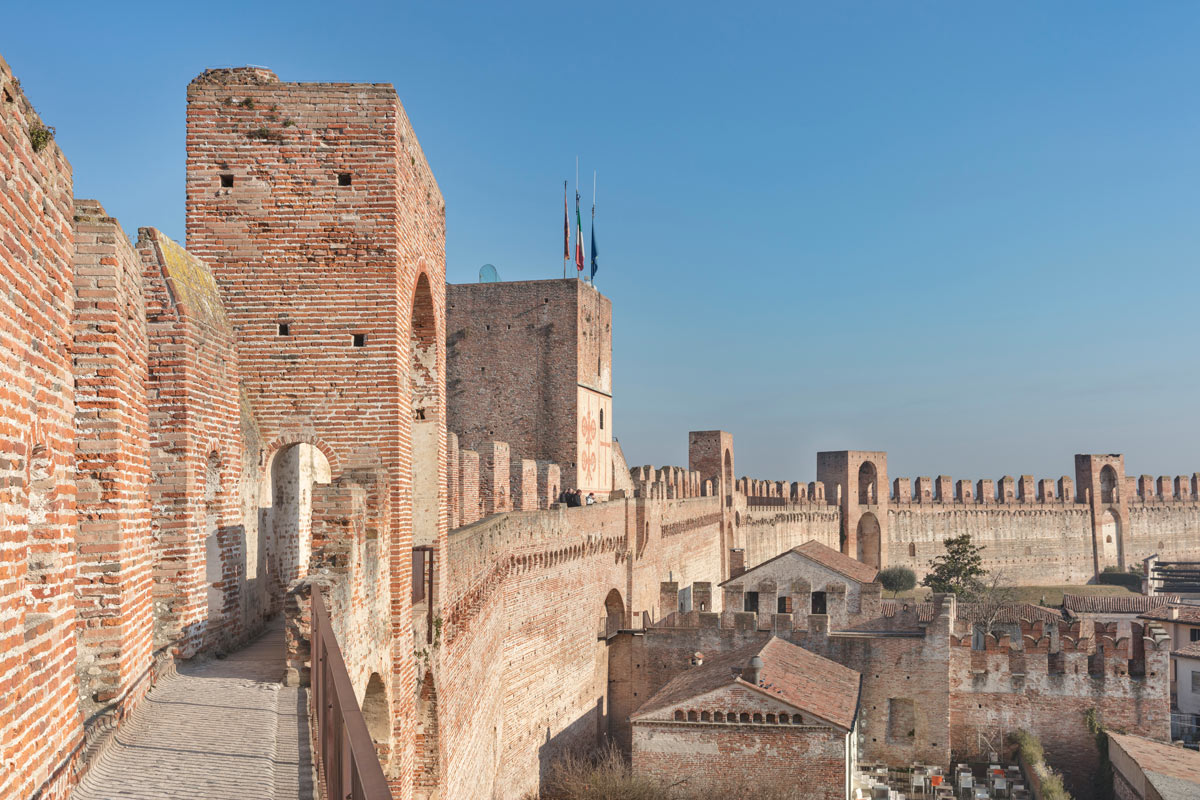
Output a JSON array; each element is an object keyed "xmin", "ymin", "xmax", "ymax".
[
  {"xmin": 817, "ymin": 450, "xmax": 889, "ymax": 569},
  {"xmin": 446, "ymin": 278, "xmax": 612, "ymax": 495}
]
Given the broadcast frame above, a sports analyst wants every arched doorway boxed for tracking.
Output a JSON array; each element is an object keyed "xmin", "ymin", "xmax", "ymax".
[
  {"xmin": 604, "ymin": 588, "xmax": 624, "ymax": 637},
  {"xmin": 409, "ymin": 273, "xmax": 439, "ymax": 543},
  {"xmin": 1100, "ymin": 465, "xmax": 1117, "ymax": 504},
  {"xmin": 415, "ymin": 671, "xmax": 441, "ymax": 800},
  {"xmin": 857, "ymin": 512, "xmax": 881, "ymax": 569},
  {"xmin": 858, "ymin": 461, "xmax": 878, "ymax": 505},
  {"xmin": 361, "ymin": 672, "xmax": 391, "ymax": 762},
  {"xmin": 203, "ymin": 452, "xmax": 225, "ymax": 628},
  {"xmin": 1100, "ymin": 509, "xmax": 1120, "ymax": 568},
  {"xmin": 266, "ymin": 443, "xmax": 332, "ymax": 596}
]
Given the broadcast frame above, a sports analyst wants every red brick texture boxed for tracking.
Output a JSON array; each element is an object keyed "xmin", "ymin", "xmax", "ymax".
[
  {"xmin": 184, "ymin": 67, "xmax": 448, "ymax": 795},
  {"xmin": 71, "ymin": 202, "xmax": 154, "ymax": 713},
  {"xmin": 0, "ymin": 54, "xmax": 85, "ymax": 800}
]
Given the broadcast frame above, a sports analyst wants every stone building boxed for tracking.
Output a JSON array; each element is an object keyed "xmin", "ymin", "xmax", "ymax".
[{"xmin": 631, "ymin": 637, "xmax": 860, "ymax": 800}]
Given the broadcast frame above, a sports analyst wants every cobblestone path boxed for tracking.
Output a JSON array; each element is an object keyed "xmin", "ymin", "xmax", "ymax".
[{"xmin": 72, "ymin": 621, "xmax": 314, "ymax": 800}]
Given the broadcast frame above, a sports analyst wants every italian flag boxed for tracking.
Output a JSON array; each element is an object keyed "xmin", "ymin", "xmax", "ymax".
[{"xmin": 575, "ymin": 191, "xmax": 585, "ymax": 270}]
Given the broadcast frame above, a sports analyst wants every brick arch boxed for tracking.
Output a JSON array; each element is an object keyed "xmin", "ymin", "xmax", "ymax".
[{"xmin": 263, "ymin": 434, "xmax": 342, "ymax": 479}]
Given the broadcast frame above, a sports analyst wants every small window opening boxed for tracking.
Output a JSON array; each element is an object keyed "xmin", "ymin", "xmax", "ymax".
[
  {"xmin": 220, "ymin": 173, "xmax": 234, "ymax": 188},
  {"xmin": 599, "ymin": 409, "xmax": 604, "ymax": 430},
  {"xmin": 777, "ymin": 596, "xmax": 792, "ymax": 614},
  {"xmin": 277, "ymin": 323, "xmax": 290, "ymax": 336},
  {"xmin": 415, "ymin": 408, "xmax": 426, "ymax": 421},
  {"xmin": 811, "ymin": 591, "xmax": 827, "ymax": 615},
  {"xmin": 3, "ymin": 88, "xmax": 13, "ymax": 103},
  {"xmin": 352, "ymin": 333, "xmax": 367, "ymax": 347},
  {"xmin": 338, "ymin": 172, "xmax": 352, "ymax": 186},
  {"xmin": 744, "ymin": 591, "xmax": 759, "ymax": 613}
]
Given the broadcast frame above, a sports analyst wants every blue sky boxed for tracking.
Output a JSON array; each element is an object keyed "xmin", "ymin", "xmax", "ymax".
[{"xmin": 5, "ymin": 2, "xmax": 1199, "ymax": 483}]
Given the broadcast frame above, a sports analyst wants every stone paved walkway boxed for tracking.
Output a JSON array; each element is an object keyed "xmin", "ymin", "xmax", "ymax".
[{"xmin": 72, "ymin": 621, "xmax": 314, "ymax": 800}]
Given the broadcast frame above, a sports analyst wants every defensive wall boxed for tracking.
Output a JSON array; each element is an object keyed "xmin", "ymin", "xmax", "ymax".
[{"xmin": 732, "ymin": 450, "xmax": 1200, "ymax": 584}]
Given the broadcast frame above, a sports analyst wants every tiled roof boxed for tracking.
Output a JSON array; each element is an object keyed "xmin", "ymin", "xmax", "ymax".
[
  {"xmin": 880, "ymin": 599, "xmax": 936, "ymax": 622},
  {"xmin": 957, "ymin": 602, "xmax": 1063, "ymax": 625},
  {"xmin": 632, "ymin": 636, "xmax": 861, "ymax": 730},
  {"xmin": 1107, "ymin": 732, "xmax": 1200, "ymax": 800},
  {"xmin": 719, "ymin": 539, "xmax": 878, "ymax": 587},
  {"xmin": 1140, "ymin": 605, "xmax": 1200, "ymax": 625},
  {"xmin": 1063, "ymin": 593, "xmax": 1177, "ymax": 616},
  {"xmin": 1172, "ymin": 641, "xmax": 1200, "ymax": 659}
]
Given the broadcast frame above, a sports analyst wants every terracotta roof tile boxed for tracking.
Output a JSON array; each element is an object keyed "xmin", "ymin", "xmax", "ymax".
[
  {"xmin": 1172, "ymin": 640, "xmax": 1200, "ymax": 659},
  {"xmin": 880, "ymin": 599, "xmax": 936, "ymax": 622},
  {"xmin": 1140, "ymin": 605, "xmax": 1200, "ymax": 625},
  {"xmin": 632, "ymin": 636, "xmax": 861, "ymax": 730},
  {"xmin": 957, "ymin": 602, "xmax": 1062, "ymax": 625},
  {"xmin": 1063, "ymin": 593, "xmax": 1177, "ymax": 616},
  {"xmin": 1108, "ymin": 732, "xmax": 1200, "ymax": 800}
]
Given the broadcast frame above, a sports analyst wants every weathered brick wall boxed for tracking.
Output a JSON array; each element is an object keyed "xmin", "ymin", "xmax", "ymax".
[
  {"xmin": 140, "ymin": 229, "xmax": 245, "ymax": 657},
  {"xmin": 630, "ymin": 496, "xmax": 723, "ymax": 620},
  {"xmin": 0, "ymin": 53, "xmax": 85, "ymax": 800},
  {"xmin": 736, "ymin": 507, "xmax": 842, "ymax": 574},
  {"xmin": 632, "ymin": 687, "xmax": 848, "ymax": 800},
  {"xmin": 185, "ymin": 67, "xmax": 448, "ymax": 795},
  {"xmin": 948, "ymin": 619, "xmax": 1171, "ymax": 797},
  {"xmin": 71, "ymin": 201, "xmax": 154, "ymax": 717}
]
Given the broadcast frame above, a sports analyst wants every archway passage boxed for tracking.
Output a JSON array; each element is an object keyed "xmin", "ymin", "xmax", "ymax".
[
  {"xmin": 410, "ymin": 272, "xmax": 439, "ymax": 550},
  {"xmin": 361, "ymin": 672, "xmax": 391, "ymax": 762},
  {"xmin": 1100, "ymin": 509, "xmax": 1120, "ymax": 569},
  {"xmin": 858, "ymin": 461, "xmax": 878, "ymax": 505},
  {"xmin": 604, "ymin": 589, "xmax": 624, "ymax": 638},
  {"xmin": 857, "ymin": 512, "xmax": 881, "ymax": 570},
  {"xmin": 266, "ymin": 443, "xmax": 332, "ymax": 602},
  {"xmin": 1100, "ymin": 465, "xmax": 1117, "ymax": 504},
  {"xmin": 415, "ymin": 671, "xmax": 441, "ymax": 800}
]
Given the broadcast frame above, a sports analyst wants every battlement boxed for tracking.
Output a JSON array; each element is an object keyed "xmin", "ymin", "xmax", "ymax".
[
  {"xmin": 737, "ymin": 476, "xmax": 830, "ymax": 506},
  {"xmin": 449, "ymin": 431, "xmax": 567, "ymax": 528},
  {"xmin": 1129, "ymin": 473, "xmax": 1200, "ymax": 503},
  {"xmin": 630, "ymin": 465, "xmax": 710, "ymax": 499},
  {"xmin": 889, "ymin": 474, "xmax": 1087, "ymax": 505}
]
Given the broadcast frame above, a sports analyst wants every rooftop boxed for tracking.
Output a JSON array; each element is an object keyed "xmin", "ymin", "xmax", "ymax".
[
  {"xmin": 632, "ymin": 636, "xmax": 861, "ymax": 730},
  {"xmin": 1140, "ymin": 605, "xmax": 1200, "ymax": 625},
  {"xmin": 1108, "ymin": 732, "xmax": 1200, "ymax": 800},
  {"xmin": 1064, "ymin": 593, "xmax": 1177, "ymax": 617},
  {"xmin": 722, "ymin": 539, "xmax": 878, "ymax": 587}
]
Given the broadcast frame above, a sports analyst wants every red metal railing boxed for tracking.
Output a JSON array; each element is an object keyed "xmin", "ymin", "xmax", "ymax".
[{"xmin": 311, "ymin": 589, "xmax": 393, "ymax": 800}]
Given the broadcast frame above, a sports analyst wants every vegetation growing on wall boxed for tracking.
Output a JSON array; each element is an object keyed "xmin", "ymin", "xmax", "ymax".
[{"xmin": 1009, "ymin": 730, "xmax": 1072, "ymax": 800}]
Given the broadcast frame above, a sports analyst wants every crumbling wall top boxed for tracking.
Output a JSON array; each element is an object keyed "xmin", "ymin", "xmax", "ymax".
[{"xmin": 191, "ymin": 66, "xmax": 280, "ymax": 86}]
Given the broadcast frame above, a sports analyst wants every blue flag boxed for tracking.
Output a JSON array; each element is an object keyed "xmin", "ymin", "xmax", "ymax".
[{"xmin": 589, "ymin": 205, "xmax": 599, "ymax": 281}]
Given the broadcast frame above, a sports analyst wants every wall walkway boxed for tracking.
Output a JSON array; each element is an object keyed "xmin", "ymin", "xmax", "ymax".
[{"xmin": 71, "ymin": 621, "xmax": 314, "ymax": 800}]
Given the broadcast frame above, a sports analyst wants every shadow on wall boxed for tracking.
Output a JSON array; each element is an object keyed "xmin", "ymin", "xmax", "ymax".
[{"xmin": 536, "ymin": 699, "xmax": 607, "ymax": 794}]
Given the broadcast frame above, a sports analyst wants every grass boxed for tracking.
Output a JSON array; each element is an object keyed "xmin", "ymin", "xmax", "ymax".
[
  {"xmin": 532, "ymin": 745, "xmax": 814, "ymax": 800},
  {"xmin": 893, "ymin": 584, "xmax": 1137, "ymax": 606}
]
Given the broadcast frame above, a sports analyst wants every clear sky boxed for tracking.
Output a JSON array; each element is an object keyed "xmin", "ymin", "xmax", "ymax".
[{"xmin": 5, "ymin": 2, "xmax": 1199, "ymax": 484}]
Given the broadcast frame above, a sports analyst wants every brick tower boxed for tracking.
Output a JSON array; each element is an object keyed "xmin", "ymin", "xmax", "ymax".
[
  {"xmin": 817, "ymin": 450, "xmax": 889, "ymax": 568},
  {"xmin": 185, "ymin": 67, "xmax": 447, "ymax": 793}
]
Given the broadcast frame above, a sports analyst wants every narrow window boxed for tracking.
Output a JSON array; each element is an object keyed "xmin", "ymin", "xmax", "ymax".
[
  {"xmin": 1192, "ymin": 671, "xmax": 1200, "ymax": 693},
  {"xmin": 777, "ymin": 596, "xmax": 792, "ymax": 614},
  {"xmin": 1191, "ymin": 628, "xmax": 1200, "ymax": 643},
  {"xmin": 277, "ymin": 323, "xmax": 290, "ymax": 336},
  {"xmin": 744, "ymin": 591, "xmax": 759, "ymax": 613},
  {"xmin": 599, "ymin": 409, "xmax": 604, "ymax": 430},
  {"xmin": 811, "ymin": 591, "xmax": 827, "ymax": 615},
  {"xmin": 338, "ymin": 172, "xmax": 352, "ymax": 186},
  {"xmin": 220, "ymin": 173, "xmax": 234, "ymax": 188},
  {"xmin": 352, "ymin": 333, "xmax": 366, "ymax": 347}
]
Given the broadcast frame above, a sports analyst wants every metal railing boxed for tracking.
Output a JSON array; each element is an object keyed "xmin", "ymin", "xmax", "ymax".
[{"xmin": 311, "ymin": 589, "xmax": 393, "ymax": 800}]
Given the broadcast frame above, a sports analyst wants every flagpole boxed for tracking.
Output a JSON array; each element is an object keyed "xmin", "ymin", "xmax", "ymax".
[
  {"xmin": 575, "ymin": 157, "xmax": 580, "ymax": 280},
  {"xmin": 591, "ymin": 170, "xmax": 596, "ymax": 285},
  {"xmin": 563, "ymin": 180, "xmax": 567, "ymax": 279}
]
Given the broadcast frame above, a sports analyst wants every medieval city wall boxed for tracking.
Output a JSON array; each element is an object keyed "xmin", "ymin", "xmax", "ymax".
[
  {"xmin": 737, "ymin": 502, "xmax": 842, "ymax": 570},
  {"xmin": 1125, "ymin": 500, "xmax": 1200, "ymax": 565},
  {"xmin": 0, "ymin": 53, "xmax": 85, "ymax": 800}
]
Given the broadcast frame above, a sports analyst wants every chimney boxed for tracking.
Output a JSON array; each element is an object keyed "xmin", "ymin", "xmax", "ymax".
[
  {"xmin": 744, "ymin": 654, "xmax": 763, "ymax": 686},
  {"xmin": 730, "ymin": 548, "xmax": 746, "ymax": 579},
  {"xmin": 691, "ymin": 651, "xmax": 704, "ymax": 667},
  {"xmin": 1170, "ymin": 607, "xmax": 1179, "ymax": 620}
]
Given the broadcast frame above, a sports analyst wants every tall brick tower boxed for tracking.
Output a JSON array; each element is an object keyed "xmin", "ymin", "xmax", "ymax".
[
  {"xmin": 185, "ymin": 67, "xmax": 447, "ymax": 792},
  {"xmin": 1075, "ymin": 453, "xmax": 1128, "ymax": 574},
  {"xmin": 446, "ymin": 278, "xmax": 613, "ymax": 496},
  {"xmin": 817, "ymin": 450, "xmax": 889, "ymax": 568}
]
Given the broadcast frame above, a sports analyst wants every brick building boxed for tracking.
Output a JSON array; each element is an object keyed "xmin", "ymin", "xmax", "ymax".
[
  {"xmin": 447, "ymin": 278, "xmax": 612, "ymax": 497},
  {"xmin": 631, "ymin": 637, "xmax": 860, "ymax": 800}
]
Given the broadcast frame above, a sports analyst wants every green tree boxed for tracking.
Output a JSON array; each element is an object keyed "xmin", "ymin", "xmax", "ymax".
[
  {"xmin": 878, "ymin": 566, "xmax": 917, "ymax": 598},
  {"xmin": 922, "ymin": 534, "xmax": 986, "ymax": 596}
]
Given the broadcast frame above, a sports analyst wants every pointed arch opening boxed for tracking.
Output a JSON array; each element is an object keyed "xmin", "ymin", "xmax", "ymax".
[
  {"xmin": 266, "ymin": 443, "xmax": 332, "ymax": 601},
  {"xmin": 857, "ymin": 512, "xmax": 881, "ymax": 569},
  {"xmin": 1100, "ymin": 465, "xmax": 1117, "ymax": 504},
  {"xmin": 858, "ymin": 461, "xmax": 878, "ymax": 505}
]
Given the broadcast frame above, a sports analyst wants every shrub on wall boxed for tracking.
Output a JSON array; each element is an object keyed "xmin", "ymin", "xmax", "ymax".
[{"xmin": 1009, "ymin": 730, "xmax": 1073, "ymax": 800}]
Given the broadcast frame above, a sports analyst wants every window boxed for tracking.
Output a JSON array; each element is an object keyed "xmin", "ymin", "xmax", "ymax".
[
  {"xmin": 887, "ymin": 698, "xmax": 916, "ymax": 742},
  {"xmin": 277, "ymin": 323, "xmax": 290, "ymax": 336},
  {"xmin": 338, "ymin": 172, "xmax": 352, "ymax": 186},
  {"xmin": 777, "ymin": 596, "xmax": 792, "ymax": 614},
  {"xmin": 1192, "ymin": 671, "xmax": 1200, "ymax": 694},
  {"xmin": 599, "ymin": 409, "xmax": 604, "ymax": 430},
  {"xmin": 744, "ymin": 591, "xmax": 759, "ymax": 613},
  {"xmin": 352, "ymin": 333, "xmax": 366, "ymax": 347},
  {"xmin": 220, "ymin": 173, "xmax": 234, "ymax": 188},
  {"xmin": 811, "ymin": 591, "xmax": 827, "ymax": 615},
  {"xmin": 1191, "ymin": 628, "xmax": 1200, "ymax": 643}
]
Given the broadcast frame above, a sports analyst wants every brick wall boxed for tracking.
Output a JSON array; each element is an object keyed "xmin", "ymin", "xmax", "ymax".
[
  {"xmin": 71, "ymin": 201, "xmax": 154, "ymax": 716},
  {"xmin": 140, "ymin": 228, "xmax": 245, "ymax": 657},
  {"xmin": 0, "ymin": 53, "xmax": 85, "ymax": 800},
  {"xmin": 185, "ymin": 67, "xmax": 448, "ymax": 794}
]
